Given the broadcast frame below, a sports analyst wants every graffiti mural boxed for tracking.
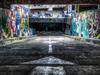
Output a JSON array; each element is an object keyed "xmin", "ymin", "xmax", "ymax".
[
  {"xmin": 1, "ymin": 9, "xmax": 12, "ymax": 38},
  {"xmin": 71, "ymin": 10, "xmax": 100, "ymax": 38},
  {"xmin": 0, "ymin": 5, "xmax": 30, "ymax": 39},
  {"xmin": 0, "ymin": 8, "xmax": 3, "ymax": 39},
  {"xmin": 11, "ymin": 5, "xmax": 29, "ymax": 36}
]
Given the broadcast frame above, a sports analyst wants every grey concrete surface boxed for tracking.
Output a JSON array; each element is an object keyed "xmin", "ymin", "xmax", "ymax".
[{"xmin": 0, "ymin": 35, "xmax": 100, "ymax": 75}]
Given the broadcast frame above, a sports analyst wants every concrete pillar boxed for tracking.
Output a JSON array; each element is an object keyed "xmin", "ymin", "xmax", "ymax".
[{"xmin": 98, "ymin": 4, "xmax": 100, "ymax": 10}]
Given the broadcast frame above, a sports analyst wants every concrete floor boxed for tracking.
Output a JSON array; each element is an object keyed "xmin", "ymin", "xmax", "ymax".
[{"xmin": 0, "ymin": 35, "xmax": 100, "ymax": 75}]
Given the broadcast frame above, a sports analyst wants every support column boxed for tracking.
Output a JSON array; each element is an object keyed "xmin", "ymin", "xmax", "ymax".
[
  {"xmin": 98, "ymin": 4, "xmax": 100, "ymax": 10},
  {"xmin": 76, "ymin": 4, "xmax": 81, "ymax": 37},
  {"xmin": 76, "ymin": 4, "xmax": 80, "ymax": 13}
]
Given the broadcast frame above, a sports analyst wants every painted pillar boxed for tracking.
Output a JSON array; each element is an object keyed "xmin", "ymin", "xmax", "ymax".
[
  {"xmin": 76, "ymin": 4, "xmax": 80, "ymax": 37},
  {"xmin": 16, "ymin": 10, "xmax": 20, "ymax": 36},
  {"xmin": 0, "ymin": 8, "xmax": 3, "ymax": 39},
  {"xmin": 82, "ymin": 17, "xmax": 89, "ymax": 38}
]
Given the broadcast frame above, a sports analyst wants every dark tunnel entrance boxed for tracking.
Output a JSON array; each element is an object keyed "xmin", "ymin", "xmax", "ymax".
[{"xmin": 29, "ymin": 22, "xmax": 66, "ymax": 32}]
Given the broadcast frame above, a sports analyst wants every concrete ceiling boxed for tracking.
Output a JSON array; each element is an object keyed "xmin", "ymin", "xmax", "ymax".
[{"xmin": 0, "ymin": 0, "xmax": 99, "ymax": 9}]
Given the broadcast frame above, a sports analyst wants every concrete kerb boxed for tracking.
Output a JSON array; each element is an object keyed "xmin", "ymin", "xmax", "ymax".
[
  {"xmin": 65, "ymin": 35, "xmax": 100, "ymax": 46},
  {"xmin": 0, "ymin": 37, "xmax": 29, "ymax": 47}
]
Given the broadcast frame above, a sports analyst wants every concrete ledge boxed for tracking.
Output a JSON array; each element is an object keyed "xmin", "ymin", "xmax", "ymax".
[
  {"xmin": 85, "ymin": 38, "xmax": 100, "ymax": 45},
  {"xmin": 0, "ymin": 37, "xmax": 29, "ymax": 47},
  {"xmin": 65, "ymin": 35, "xmax": 84, "ymax": 41},
  {"xmin": 65, "ymin": 35, "xmax": 100, "ymax": 45}
]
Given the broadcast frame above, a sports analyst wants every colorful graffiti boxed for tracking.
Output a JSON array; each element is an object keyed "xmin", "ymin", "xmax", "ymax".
[
  {"xmin": 0, "ymin": 5, "xmax": 30, "ymax": 39},
  {"xmin": 71, "ymin": 10, "xmax": 100, "ymax": 38},
  {"xmin": 0, "ymin": 5, "xmax": 100, "ymax": 39},
  {"xmin": 0, "ymin": 8, "xmax": 3, "ymax": 39},
  {"xmin": 0, "ymin": 9, "xmax": 12, "ymax": 38},
  {"xmin": 11, "ymin": 5, "xmax": 29, "ymax": 37}
]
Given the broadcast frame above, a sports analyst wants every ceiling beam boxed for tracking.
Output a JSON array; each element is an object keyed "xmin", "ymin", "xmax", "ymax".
[{"xmin": 0, "ymin": 0, "xmax": 99, "ymax": 9}]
